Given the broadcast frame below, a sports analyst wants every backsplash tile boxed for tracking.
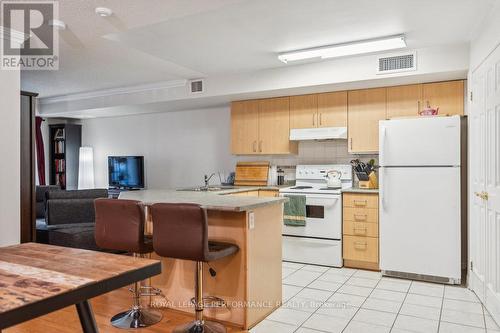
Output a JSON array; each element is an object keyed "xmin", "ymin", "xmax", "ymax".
[{"xmin": 238, "ymin": 140, "xmax": 378, "ymax": 167}]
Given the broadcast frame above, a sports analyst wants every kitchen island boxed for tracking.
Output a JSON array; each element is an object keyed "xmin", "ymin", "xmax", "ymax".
[{"xmin": 119, "ymin": 189, "xmax": 286, "ymax": 330}]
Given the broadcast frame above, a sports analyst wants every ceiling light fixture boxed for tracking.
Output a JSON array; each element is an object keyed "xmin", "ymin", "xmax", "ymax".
[
  {"xmin": 48, "ymin": 19, "xmax": 66, "ymax": 30},
  {"xmin": 278, "ymin": 34, "xmax": 407, "ymax": 64},
  {"xmin": 95, "ymin": 7, "xmax": 113, "ymax": 17}
]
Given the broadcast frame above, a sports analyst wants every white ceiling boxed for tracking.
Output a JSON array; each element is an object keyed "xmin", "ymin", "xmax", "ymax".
[{"xmin": 22, "ymin": 0, "xmax": 495, "ymax": 98}]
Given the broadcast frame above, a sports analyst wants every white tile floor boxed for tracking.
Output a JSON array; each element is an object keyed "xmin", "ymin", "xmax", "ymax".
[{"xmin": 250, "ymin": 262, "xmax": 500, "ymax": 333}]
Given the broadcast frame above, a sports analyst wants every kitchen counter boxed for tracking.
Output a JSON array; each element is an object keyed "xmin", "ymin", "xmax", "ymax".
[
  {"xmin": 342, "ymin": 187, "xmax": 379, "ymax": 194},
  {"xmin": 119, "ymin": 187, "xmax": 284, "ymax": 329},
  {"xmin": 119, "ymin": 189, "xmax": 286, "ymax": 212}
]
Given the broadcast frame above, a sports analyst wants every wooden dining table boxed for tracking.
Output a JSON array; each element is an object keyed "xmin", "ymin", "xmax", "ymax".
[{"xmin": 0, "ymin": 243, "xmax": 161, "ymax": 333}]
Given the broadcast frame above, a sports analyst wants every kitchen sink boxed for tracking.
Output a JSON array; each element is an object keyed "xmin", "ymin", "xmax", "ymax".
[{"xmin": 177, "ymin": 185, "xmax": 239, "ymax": 192}]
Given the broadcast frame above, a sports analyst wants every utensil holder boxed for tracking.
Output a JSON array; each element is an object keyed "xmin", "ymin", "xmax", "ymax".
[{"xmin": 359, "ymin": 172, "xmax": 378, "ymax": 189}]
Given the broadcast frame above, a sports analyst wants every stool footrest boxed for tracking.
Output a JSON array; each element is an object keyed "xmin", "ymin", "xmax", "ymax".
[{"xmin": 190, "ymin": 296, "xmax": 227, "ymax": 308}]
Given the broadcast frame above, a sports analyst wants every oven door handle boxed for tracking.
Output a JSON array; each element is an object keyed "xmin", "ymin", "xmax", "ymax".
[{"xmin": 280, "ymin": 193, "xmax": 340, "ymax": 201}]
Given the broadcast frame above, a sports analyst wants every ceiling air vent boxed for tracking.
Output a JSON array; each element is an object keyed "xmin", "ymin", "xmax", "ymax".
[
  {"xmin": 377, "ymin": 52, "xmax": 416, "ymax": 74},
  {"xmin": 190, "ymin": 79, "xmax": 204, "ymax": 94}
]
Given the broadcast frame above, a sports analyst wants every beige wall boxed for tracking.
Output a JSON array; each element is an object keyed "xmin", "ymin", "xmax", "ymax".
[{"xmin": 81, "ymin": 107, "xmax": 376, "ymax": 189}]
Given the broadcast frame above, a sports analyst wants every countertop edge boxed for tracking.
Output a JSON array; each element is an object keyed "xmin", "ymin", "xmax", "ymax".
[{"xmin": 341, "ymin": 187, "xmax": 379, "ymax": 194}]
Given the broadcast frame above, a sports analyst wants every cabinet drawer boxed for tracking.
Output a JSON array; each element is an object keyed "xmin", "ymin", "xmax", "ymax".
[
  {"xmin": 343, "ymin": 235, "xmax": 378, "ymax": 263},
  {"xmin": 343, "ymin": 193, "xmax": 378, "ymax": 209},
  {"xmin": 343, "ymin": 207, "xmax": 378, "ymax": 224},
  {"xmin": 343, "ymin": 220, "xmax": 378, "ymax": 237}
]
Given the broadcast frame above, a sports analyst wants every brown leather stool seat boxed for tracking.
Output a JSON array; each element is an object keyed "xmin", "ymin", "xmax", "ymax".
[
  {"xmin": 94, "ymin": 199, "xmax": 162, "ymax": 329},
  {"xmin": 151, "ymin": 203, "xmax": 239, "ymax": 333}
]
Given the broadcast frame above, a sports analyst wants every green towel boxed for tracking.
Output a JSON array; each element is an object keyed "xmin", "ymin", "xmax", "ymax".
[{"xmin": 283, "ymin": 195, "xmax": 306, "ymax": 226}]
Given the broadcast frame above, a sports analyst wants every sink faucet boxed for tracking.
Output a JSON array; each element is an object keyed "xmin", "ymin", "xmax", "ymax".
[{"xmin": 204, "ymin": 173, "xmax": 216, "ymax": 187}]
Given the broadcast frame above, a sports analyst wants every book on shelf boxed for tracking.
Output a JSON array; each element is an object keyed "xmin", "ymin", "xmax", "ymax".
[
  {"xmin": 54, "ymin": 128, "xmax": 65, "ymax": 140},
  {"xmin": 55, "ymin": 173, "xmax": 66, "ymax": 188},
  {"xmin": 54, "ymin": 141, "xmax": 65, "ymax": 154},
  {"xmin": 54, "ymin": 159, "xmax": 65, "ymax": 173}
]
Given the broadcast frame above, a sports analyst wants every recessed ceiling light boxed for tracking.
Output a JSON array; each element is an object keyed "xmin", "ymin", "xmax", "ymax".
[
  {"xmin": 48, "ymin": 19, "xmax": 66, "ymax": 30},
  {"xmin": 278, "ymin": 34, "xmax": 407, "ymax": 63},
  {"xmin": 95, "ymin": 7, "xmax": 113, "ymax": 17}
]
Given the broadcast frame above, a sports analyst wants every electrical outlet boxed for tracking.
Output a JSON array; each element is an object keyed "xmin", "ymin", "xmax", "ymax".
[{"xmin": 249, "ymin": 212, "xmax": 255, "ymax": 229}]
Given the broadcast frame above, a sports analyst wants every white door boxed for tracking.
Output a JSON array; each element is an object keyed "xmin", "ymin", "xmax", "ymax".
[
  {"xmin": 469, "ymin": 44, "xmax": 500, "ymax": 324},
  {"xmin": 379, "ymin": 116, "xmax": 461, "ymax": 167},
  {"xmin": 379, "ymin": 166, "xmax": 461, "ymax": 280},
  {"xmin": 469, "ymin": 67, "xmax": 487, "ymax": 303}
]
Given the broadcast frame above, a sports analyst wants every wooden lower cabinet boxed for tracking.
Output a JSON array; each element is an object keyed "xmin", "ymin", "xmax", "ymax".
[
  {"xmin": 258, "ymin": 189, "xmax": 279, "ymax": 197},
  {"xmin": 343, "ymin": 192, "xmax": 379, "ymax": 270},
  {"xmin": 344, "ymin": 235, "xmax": 379, "ymax": 263}
]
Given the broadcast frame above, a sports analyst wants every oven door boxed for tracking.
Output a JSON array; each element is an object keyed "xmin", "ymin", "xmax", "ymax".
[{"xmin": 281, "ymin": 193, "xmax": 341, "ymax": 239}]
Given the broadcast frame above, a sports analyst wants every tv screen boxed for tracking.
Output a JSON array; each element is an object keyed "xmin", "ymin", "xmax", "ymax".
[{"xmin": 108, "ymin": 156, "xmax": 144, "ymax": 189}]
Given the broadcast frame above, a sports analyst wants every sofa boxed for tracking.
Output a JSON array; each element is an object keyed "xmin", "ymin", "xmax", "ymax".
[
  {"xmin": 35, "ymin": 185, "xmax": 61, "ymax": 243},
  {"xmin": 36, "ymin": 187, "xmax": 108, "ymax": 251}
]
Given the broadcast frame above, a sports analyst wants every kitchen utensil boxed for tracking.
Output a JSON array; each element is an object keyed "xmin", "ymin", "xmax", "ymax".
[
  {"xmin": 234, "ymin": 162, "xmax": 270, "ymax": 186},
  {"xmin": 325, "ymin": 170, "xmax": 342, "ymax": 188},
  {"xmin": 268, "ymin": 165, "xmax": 278, "ymax": 186},
  {"xmin": 277, "ymin": 167, "xmax": 285, "ymax": 185},
  {"xmin": 359, "ymin": 171, "xmax": 378, "ymax": 189}
]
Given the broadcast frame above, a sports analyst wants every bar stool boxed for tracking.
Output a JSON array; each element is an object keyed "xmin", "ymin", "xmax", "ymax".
[
  {"xmin": 94, "ymin": 198, "xmax": 163, "ymax": 329},
  {"xmin": 150, "ymin": 203, "xmax": 239, "ymax": 333}
]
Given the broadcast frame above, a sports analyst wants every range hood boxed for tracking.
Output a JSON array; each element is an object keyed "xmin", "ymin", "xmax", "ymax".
[{"xmin": 290, "ymin": 127, "xmax": 348, "ymax": 141}]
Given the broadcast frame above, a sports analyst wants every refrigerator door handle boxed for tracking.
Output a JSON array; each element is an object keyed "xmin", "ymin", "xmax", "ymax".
[
  {"xmin": 380, "ymin": 167, "xmax": 386, "ymax": 210},
  {"xmin": 380, "ymin": 125, "xmax": 387, "ymax": 165}
]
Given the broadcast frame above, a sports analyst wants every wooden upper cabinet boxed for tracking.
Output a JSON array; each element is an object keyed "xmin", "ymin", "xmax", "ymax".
[
  {"xmin": 318, "ymin": 91, "xmax": 348, "ymax": 127},
  {"xmin": 422, "ymin": 80, "xmax": 464, "ymax": 116},
  {"xmin": 348, "ymin": 88, "xmax": 387, "ymax": 153},
  {"xmin": 259, "ymin": 97, "xmax": 297, "ymax": 154},
  {"xmin": 231, "ymin": 100, "xmax": 259, "ymax": 154},
  {"xmin": 386, "ymin": 84, "xmax": 422, "ymax": 119},
  {"xmin": 231, "ymin": 80, "xmax": 464, "ymax": 155},
  {"xmin": 290, "ymin": 94, "xmax": 317, "ymax": 129}
]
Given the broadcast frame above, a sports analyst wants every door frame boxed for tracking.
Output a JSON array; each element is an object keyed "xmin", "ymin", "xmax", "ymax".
[{"xmin": 20, "ymin": 91, "xmax": 38, "ymax": 243}]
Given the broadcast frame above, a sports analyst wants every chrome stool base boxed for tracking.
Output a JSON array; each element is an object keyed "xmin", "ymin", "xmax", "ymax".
[
  {"xmin": 173, "ymin": 320, "xmax": 226, "ymax": 333},
  {"xmin": 111, "ymin": 306, "xmax": 162, "ymax": 329}
]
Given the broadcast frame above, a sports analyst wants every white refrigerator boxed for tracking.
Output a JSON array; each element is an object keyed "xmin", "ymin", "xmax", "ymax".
[{"xmin": 379, "ymin": 116, "xmax": 465, "ymax": 284}]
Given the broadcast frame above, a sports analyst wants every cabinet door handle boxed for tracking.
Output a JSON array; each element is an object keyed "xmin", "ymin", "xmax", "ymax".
[
  {"xmin": 417, "ymin": 100, "xmax": 421, "ymax": 114},
  {"xmin": 353, "ymin": 200, "xmax": 368, "ymax": 206},
  {"xmin": 312, "ymin": 113, "xmax": 316, "ymax": 126},
  {"xmin": 253, "ymin": 141, "xmax": 257, "ymax": 152},
  {"xmin": 354, "ymin": 241, "xmax": 367, "ymax": 250},
  {"xmin": 319, "ymin": 113, "xmax": 322, "ymax": 126},
  {"xmin": 259, "ymin": 140, "xmax": 263, "ymax": 152},
  {"xmin": 350, "ymin": 138, "xmax": 353, "ymax": 150},
  {"xmin": 354, "ymin": 214, "xmax": 368, "ymax": 221},
  {"xmin": 353, "ymin": 227, "xmax": 368, "ymax": 235}
]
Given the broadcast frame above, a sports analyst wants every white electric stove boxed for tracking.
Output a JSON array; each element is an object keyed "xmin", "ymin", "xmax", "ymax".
[{"xmin": 279, "ymin": 165, "xmax": 352, "ymax": 267}]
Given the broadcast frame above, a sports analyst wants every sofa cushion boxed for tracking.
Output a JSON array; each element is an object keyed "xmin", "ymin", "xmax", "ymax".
[
  {"xmin": 46, "ymin": 189, "xmax": 108, "ymax": 200},
  {"xmin": 35, "ymin": 185, "xmax": 60, "ymax": 219},
  {"xmin": 46, "ymin": 199, "xmax": 96, "ymax": 225},
  {"xmin": 48, "ymin": 225, "xmax": 100, "ymax": 251}
]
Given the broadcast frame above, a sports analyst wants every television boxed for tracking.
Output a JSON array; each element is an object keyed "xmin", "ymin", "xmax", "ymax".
[{"xmin": 108, "ymin": 156, "xmax": 145, "ymax": 189}]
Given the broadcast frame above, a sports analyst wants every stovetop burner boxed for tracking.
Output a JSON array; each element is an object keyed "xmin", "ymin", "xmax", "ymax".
[{"xmin": 290, "ymin": 186, "xmax": 313, "ymax": 190}]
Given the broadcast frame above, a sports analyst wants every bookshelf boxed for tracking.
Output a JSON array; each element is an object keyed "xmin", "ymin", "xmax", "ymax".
[{"xmin": 49, "ymin": 124, "xmax": 81, "ymax": 190}]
